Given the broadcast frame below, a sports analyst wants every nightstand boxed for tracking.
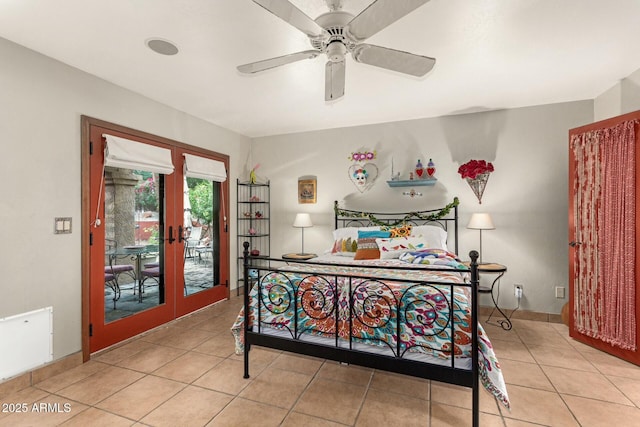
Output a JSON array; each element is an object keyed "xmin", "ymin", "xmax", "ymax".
[{"xmin": 468, "ymin": 263, "xmax": 512, "ymax": 330}]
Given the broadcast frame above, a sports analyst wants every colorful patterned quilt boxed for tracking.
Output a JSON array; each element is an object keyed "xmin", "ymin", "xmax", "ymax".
[{"xmin": 231, "ymin": 262, "xmax": 510, "ymax": 409}]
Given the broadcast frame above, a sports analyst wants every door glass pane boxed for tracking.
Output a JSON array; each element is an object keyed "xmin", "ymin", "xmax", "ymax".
[
  {"xmin": 104, "ymin": 168, "xmax": 164, "ymax": 322},
  {"xmin": 183, "ymin": 177, "xmax": 219, "ymax": 295}
]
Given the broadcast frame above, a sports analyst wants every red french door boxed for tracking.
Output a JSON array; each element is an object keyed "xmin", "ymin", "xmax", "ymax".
[
  {"xmin": 568, "ymin": 110, "xmax": 640, "ymax": 365},
  {"xmin": 174, "ymin": 149, "xmax": 229, "ymax": 318},
  {"xmin": 83, "ymin": 117, "xmax": 229, "ymax": 355}
]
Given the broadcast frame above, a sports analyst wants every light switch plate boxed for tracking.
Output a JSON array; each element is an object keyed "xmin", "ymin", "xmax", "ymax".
[{"xmin": 54, "ymin": 217, "xmax": 72, "ymax": 234}]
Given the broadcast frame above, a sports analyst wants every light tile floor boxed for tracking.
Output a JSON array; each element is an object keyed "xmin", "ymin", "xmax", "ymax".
[{"xmin": 2, "ymin": 296, "xmax": 640, "ymax": 426}]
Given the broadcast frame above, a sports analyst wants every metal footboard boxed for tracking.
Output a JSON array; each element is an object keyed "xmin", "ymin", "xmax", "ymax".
[{"xmin": 242, "ymin": 242, "xmax": 481, "ymax": 427}]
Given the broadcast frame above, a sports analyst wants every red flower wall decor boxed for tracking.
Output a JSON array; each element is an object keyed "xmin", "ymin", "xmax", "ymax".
[
  {"xmin": 458, "ymin": 160, "xmax": 494, "ymax": 204},
  {"xmin": 458, "ymin": 159, "xmax": 494, "ymax": 179}
]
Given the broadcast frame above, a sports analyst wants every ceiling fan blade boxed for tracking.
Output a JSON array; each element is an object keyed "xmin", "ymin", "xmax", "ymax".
[
  {"xmin": 252, "ymin": 0, "xmax": 326, "ymax": 38},
  {"xmin": 352, "ymin": 44, "xmax": 435, "ymax": 77},
  {"xmin": 238, "ymin": 50, "xmax": 320, "ymax": 73},
  {"xmin": 347, "ymin": 0, "xmax": 430, "ymax": 41},
  {"xmin": 325, "ymin": 60, "xmax": 345, "ymax": 101}
]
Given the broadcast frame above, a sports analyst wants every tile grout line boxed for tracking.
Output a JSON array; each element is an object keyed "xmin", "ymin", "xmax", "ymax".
[
  {"xmin": 350, "ymin": 368, "xmax": 375, "ymax": 427},
  {"xmin": 518, "ymin": 325, "xmax": 584, "ymax": 427},
  {"xmin": 278, "ymin": 359, "xmax": 332, "ymax": 425},
  {"xmin": 6, "ymin": 300, "xmax": 640, "ymax": 426}
]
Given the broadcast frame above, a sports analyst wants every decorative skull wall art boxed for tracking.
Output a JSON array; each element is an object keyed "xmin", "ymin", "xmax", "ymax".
[
  {"xmin": 347, "ymin": 149, "xmax": 378, "ymax": 193},
  {"xmin": 354, "ymin": 168, "xmax": 367, "ymax": 186}
]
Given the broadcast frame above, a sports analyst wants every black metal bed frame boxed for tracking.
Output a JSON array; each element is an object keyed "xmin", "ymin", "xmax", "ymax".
[{"xmin": 241, "ymin": 198, "xmax": 481, "ymax": 427}]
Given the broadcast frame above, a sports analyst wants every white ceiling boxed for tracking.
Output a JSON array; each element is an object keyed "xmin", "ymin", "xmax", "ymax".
[{"xmin": 1, "ymin": 0, "xmax": 639, "ymax": 138}]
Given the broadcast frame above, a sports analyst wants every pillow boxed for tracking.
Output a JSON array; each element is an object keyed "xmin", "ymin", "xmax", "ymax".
[
  {"xmin": 381, "ymin": 224, "xmax": 412, "ymax": 237},
  {"xmin": 331, "ymin": 226, "xmax": 380, "ymax": 255},
  {"xmin": 332, "ymin": 226, "xmax": 380, "ymax": 241},
  {"xmin": 354, "ymin": 230, "xmax": 391, "ymax": 260},
  {"xmin": 332, "ymin": 227, "xmax": 359, "ymax": 242},
  {"xmin": 399, "ymin": 249, "xmax": 467, "ymax": 270},
  {"xmin": 375, "ymin": 236, "xmax": 430, "ymax": 259},
  {"xmin": 331, "ymin": 237, "xmax": 358, "ymax": 256},
  {"xmin": 410, "ymin": 225, "xmax": 448, "ymax": 250}
]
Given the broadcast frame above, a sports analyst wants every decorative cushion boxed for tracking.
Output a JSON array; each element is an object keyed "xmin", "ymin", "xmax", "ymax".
[
  {"xmin": 331, "ymin": 226, "xmax": 379, "ymax": 255},
  {"xmin": 410, "ymin": 225, "xmax": 448, "ymax": 250},
  {"xmin": 332, "ymin": 226, "xmax": 380, "ymax": 241},
  {"xmin": 354, "ymin": 230, "xmax": 391, "ymax": 260},
  {"xmin": 375, "ymin": 236, "xmax": 430, "ymax": 259},
  {"xmin": 399, "ymin": 249, "xmax": 467, "ymax": 270},
  {"xmin": 381, "ymin": 224, "xmax": 413, "ymax": 237},
  {"xmin": 331, "ymin": 237, "xmax": 358, "ymax": 256}
]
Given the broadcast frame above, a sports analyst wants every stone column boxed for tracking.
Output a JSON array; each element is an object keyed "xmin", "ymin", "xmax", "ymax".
[{"xmin": 105, "ymin": 168, "xmax": 139, "ymax": 247}]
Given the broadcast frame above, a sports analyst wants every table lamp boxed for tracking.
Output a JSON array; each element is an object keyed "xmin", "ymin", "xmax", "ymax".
[
  {"xmin": 293, "ymin": 213, "xmax": 313, "ymax": 255},
  {"xmin": 467, "ymin": 213, "xmax": 495, "ymax": 264}
]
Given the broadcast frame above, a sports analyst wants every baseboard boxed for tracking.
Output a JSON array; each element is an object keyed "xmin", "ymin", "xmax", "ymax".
[
  {"xmin": 0, "ymin": 351, "xmax": 83, "ymax": 398},
  {"xmin": 479, "ymin": 305, "xmax": 562, "ymax": 324}
]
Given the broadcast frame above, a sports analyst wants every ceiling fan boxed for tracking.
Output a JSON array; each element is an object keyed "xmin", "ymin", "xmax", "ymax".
[{"xmin": 238, "ymin": 0, "xmax": 435, "ymax": 101}]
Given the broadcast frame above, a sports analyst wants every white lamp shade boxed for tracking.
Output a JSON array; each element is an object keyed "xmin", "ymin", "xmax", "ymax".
[
  {"xmin": 467, "ymin": 213, "xmax": 495, "ymax": 230},
  {"xmin": 293, "ymin": 213, "xmax": 313, "ymax": 228}
]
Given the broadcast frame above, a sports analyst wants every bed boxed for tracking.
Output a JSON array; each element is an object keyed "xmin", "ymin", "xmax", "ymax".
[{"xmin": 231, "ymin": 198, "xmax": 509, "ymax": 426}]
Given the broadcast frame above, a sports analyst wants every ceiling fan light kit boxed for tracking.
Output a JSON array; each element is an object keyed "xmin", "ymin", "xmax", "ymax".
[{"xmin": 238, "ymin": 0, "xmax": 435, "ymax": 101}]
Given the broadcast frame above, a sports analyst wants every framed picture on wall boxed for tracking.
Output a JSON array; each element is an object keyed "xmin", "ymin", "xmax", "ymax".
[{"xmin": 298, "ymin": 178, "xmax": 317, "ymax": 204}]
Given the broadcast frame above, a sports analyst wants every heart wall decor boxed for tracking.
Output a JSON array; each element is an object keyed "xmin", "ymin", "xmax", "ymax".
[{"xmin": 348, "ymin": 163, "xmax": 378, "ymax": 193}]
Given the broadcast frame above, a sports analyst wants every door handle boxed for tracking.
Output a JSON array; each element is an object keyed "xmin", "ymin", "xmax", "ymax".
[
  {"xmin": 569, "ymin": 241, "xmax": 582, "ymax": 247},
  {"xmin": 168, "ymin": 226, "xmax": 175, "ymax": 244},
  {"xmin": 178, "ymin": 225, "xmax": 185, "ymax": 243}
]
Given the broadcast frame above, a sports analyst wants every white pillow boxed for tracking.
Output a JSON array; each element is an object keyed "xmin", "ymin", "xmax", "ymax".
[
  {"xmin": 376, "ymin": 236, "xmax": 431, "ymax": 259},
  {"xmin": 331, "ymin": 226, "xmax": 380, "ymax": 255},
  {"xmin": 410, "ymin": 225, "xmax": 448, "ymax": 251}
]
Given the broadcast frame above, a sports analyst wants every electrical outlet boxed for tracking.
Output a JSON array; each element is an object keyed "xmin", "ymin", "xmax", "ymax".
[
  {"xmin": 514, "ymin": 284, "xmax": 523, "ymax": 299},
  {"xmin": 555, "ymin": 286, "xmax": 565, "ymax": 299}
]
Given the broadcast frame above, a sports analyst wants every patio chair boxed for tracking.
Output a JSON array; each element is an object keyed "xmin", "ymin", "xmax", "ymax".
[
  {"xmin": 138, "ymin": 267, "xmax": 160, "ymax": 302},
  {"xmin": 105, "ymin": 239, "xmax": 136, "ymax": 292},
  {"xmin": 195, "ymin": 240, "xmax": 213, "ymax": 264},
  {"xmin": 105, "ymin": 272, "xmax": 120, "ymax": 309},
  {"xmin": 184, "ymin": 226, "xmax": 203, "ymax": 260}
]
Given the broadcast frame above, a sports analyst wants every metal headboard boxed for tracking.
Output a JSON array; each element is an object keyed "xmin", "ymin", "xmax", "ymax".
[{"xmin": 333, "ymin": 197, "xmax": 460, "ymax": 254}]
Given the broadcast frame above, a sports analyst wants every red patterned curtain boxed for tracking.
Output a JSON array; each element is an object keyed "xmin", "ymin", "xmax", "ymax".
[{"xmin": 571, "ymin": 120, "xmax": 637, "ymax": 351}]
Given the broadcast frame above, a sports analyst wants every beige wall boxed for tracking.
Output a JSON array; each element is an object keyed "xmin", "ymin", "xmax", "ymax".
[
  {"xmin": 0, "ymin": 37, "xmax": 251, "ymax": 363},
  {"xmin": 252, "ymin": 62, "xmax": 640, "ymax": 315},
  {"xmin": 252, "ymin": 101, "xmax": 593, "ymax": 315},
  {"xmin": 594, "ymin": 67, "xmax": 640, "ymax": 120}
]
